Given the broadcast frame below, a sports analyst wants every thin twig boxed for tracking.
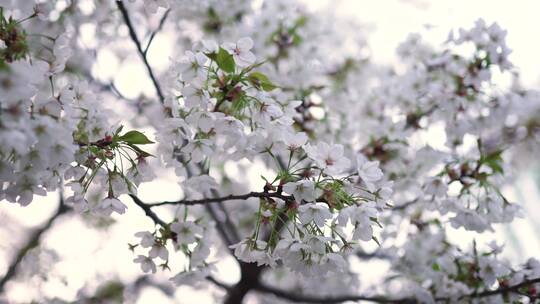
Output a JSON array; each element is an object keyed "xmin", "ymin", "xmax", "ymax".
[
  {"xmin": 143, "ymin": 9, "xmax": 171, "ymax": 55},
  {"xmin": 116, "ymin": 1, "xmax": 165, "ymax": 104}
]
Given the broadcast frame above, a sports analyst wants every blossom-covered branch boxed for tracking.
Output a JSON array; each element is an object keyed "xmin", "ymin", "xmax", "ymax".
[
  {"xmin": 2, "ymin": 1, "xmax": 540, "ymax": 303},
  {"xmin": 450, "ymin": 276, "xmax": 540, "ymax": 301}
]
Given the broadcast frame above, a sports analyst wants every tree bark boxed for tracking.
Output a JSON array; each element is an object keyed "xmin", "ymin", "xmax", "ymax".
[{"xmin": 223, "ymin": 262, "xmax": 263, "ymax": 304}]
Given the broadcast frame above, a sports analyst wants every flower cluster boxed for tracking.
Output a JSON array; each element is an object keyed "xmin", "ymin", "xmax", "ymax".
[
  {"xmin": 0, "ymin": 8, "xmax": 155, "ymax": 215},
  {"xmin": 2, "ymin": 1, "xmax": 540, "ymax": 303},
  {"xmin": 393, "ymin": 228, "xmax": 540, "ymax": 303},
  {"xmin": 228, "ymin": 142, "xmax": 390, "ymax": 276},
  {"xmin": 132, "ymin": 210, "xmax": 213, "ymax": 285},
  {"xmin": 148, "ymin": 36, "xmax": 392, "ymax": 277}
]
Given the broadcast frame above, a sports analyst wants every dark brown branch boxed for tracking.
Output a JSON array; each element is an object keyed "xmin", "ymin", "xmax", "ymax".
[
  {"xmin": 95, "ymin": 79, "xmax": 135, "ymax": 103},
  {"xmin": 0, "ymin": 198, "xmax": 70, "ymax": 293},
  {"xmin": 132, "ymin": 275, "xmax": 174, "ymax": 297},
  {"xmin": 195, "ymin": 162, "xmax": 242, "ymax": 248},
  {"xmin": 204, "ymin": 204, "xmax": 236, "ymax": 255},
  {"xmin": 252, "ymin": 276, "xmax": 540, "ymax": 304},
  {"xmin": 223, "ymin": 210, "xmax": 290, "ymax": 304},
  {"xmin": 143, "ymin": 9, "xmax": 171, "ymax": 55},
  {"xmin": 255, "ymin": 283, "xmax": 415, "ymax": 304},
  {"xmin": 206, "ymin": 276, "xmax": 232, "ymax": 291},
  {"xmin": 77, "ymin": 275, "xmax": 174, "ymax": 302},
  {"xmin": 147, "ymin": 191, "xmax": 293, "ymax": 207},
  {"xmin": 129, "ymin": 193, "xmax": 241, "ymax": 268},
  {"xmin": 212, "ymin": 197, "xmax": 240, "ymax": 243},
  {"xmin": 224, "ymin": 262, "xmax": 264, "ymax": 304},
  {"xmin": 356, "ymin": 249, "xmax": 391, "ymax": 260},
  {"xmin": 129, "ymin": 194, "xmax": 167, "ymax": 227},
  {"xmin": 116, "ymin": 1, "xmax": 165, "ymax": 104},
  {"xmin": 451, "ymin": 276, "xmax": 540, "ymax": 301},
  {"xmin": 390, "ymin": 198, "xmax": 419, "ymax": 211}
]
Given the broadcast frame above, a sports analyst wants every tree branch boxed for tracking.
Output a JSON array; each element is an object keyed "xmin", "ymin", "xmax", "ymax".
[
  {"xmin": 206, "ymin": 276, "xmax": 232, "ymax": 291},
  {"xmin": 356, "ymin": 249, "xmax": 391, "ymax": 260},
  {"xmin": 116, "ymin": 1, "xmax": 165, "ymax": 104},
  {"xmin": 255, "ymin": 283, "xmax": 415, "ymax": 304},
  {"xmin": 129, "ymin": 194, "xmax": 167, "ymax": 227},
  {"xmin": 252, "ymin": 276, "xmax": 540, "ymax": 304},
  {"xmin": 204, "ymin": 203, "xmax": 236, "ymax": 254},
  {"xmin": 212, "ymin": 197, "xmax": 241, "ymax": 243},
  {"xmin": 0, "ymin": 198, "xmax": 70, "ymax": 293},
  {"xmin": 143, "ymin": 9, "xmax": 171, "ymax": 55},
  {"xmin": 147, "ymin": 191, "xmax": 293, "ymax": 207},
  {"xmin": 391, "ymin": 198, "xmax": 419, "ymax": 211},
  {"xmin": 452, "ymin": 276, "xmax": 540, "ymax": 301},
  {"xmin": 224, "ymin": 262, "xmax": 264, "ymax": 304},
  {"xmin": 132, "ymin": 275, "xmax": 175, "ymax": 296},
  {"xmin": 223, "ymin": 209, "xmax": 290, "ymax": 304}
]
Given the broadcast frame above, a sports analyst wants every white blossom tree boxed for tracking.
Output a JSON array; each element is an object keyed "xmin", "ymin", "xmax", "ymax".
[{"xmin": 1, "ymin": 0, "xmax": 540, "ymax": 303}]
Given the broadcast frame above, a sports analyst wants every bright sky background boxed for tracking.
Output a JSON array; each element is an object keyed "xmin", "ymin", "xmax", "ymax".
[{"xmin": 1, "ymin": 1, "xmax": 540, "ymax": 303}]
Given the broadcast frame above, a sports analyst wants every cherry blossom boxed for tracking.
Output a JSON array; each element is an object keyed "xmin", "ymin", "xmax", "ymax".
[
  {"xmin": 1, "ymin": 2, "xmax": 540, "ymax": 303},
  {"xmin": 133, "ymin": 255, "xmax": 157, "ymax": 274},
  {"xmin": 304, "ymin": 142, "xmax": 351, "ymax": 175},
  {"xmin": 224, "ymin": 37, "xmax": 256, "ymax": 67}
]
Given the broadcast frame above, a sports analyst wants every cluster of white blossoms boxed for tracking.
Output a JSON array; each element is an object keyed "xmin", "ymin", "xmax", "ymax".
[
  {"xmin": 313, "ymin": 17, "xmax": 540, "ymax": 302},
  {"xmin": 2, "ymin": 0, "xmax": 540, "ymax": 303},
  {"xmin": 389, "ymin": 228, "xmax": 540, "ymax": 302},
  {"xmin": 142, "ymin": 36, "xmax": 391, "ymax": 279},
  {"xmin": 0, "ymin": 5, "xmax": 155, "ymax": 215},
  {"xmin": 132, "ymin": 209, "xmax": 214, "ymax": 286},
  {"xmin": 377, "ymin": 19, "xmax": 526, "ymax": 232},
  {"xmin": 228, "ymin": 149, "xmax": 389, "ymax": 276}
]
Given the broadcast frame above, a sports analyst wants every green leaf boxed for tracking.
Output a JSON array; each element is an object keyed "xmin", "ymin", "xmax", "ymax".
[
  {"xmin": 248, "ymin": 72, "xmax": 277, "ymax": 91},
  {"xmin": 370, "ymin": 217, "xmax": 383, "ymax": 228},
  {"xmin": 243, "ymin": 61, "xmax": 266, "ymax": 73},
  {"xmin": 485, "ymin": 159, "xmax": 504, "ymax": 174},
  {"xmin": 294, "ymin": 16, "xmax": 307, "ymax": 28},
  {"xmin": 205, "ymin": 51, "xmax": 217, "ymax": 61},
  {"xmin": 432, "ymin": 263, "xmax": 441, "ymax": 271},
  {"xmin": 114, "ymin": 125, "xmax": 124, "ymax": 136},
  {"xmin": 95, "ymin": 281, "xmax": 124, "ymax": 301},
  {"xmin": 88, "ymin": 146, "xmax": 100, "ymax": 155},
  {"xmin": 119, "ymin": 130, "xmax": 154, "ymax": 145},
  {"xmin": 480, "ymin": 150, "xmax": 504, "ymax": 174},
  {"xmin": 216, "ymin": 47, "xmax": 235, "ymax": 73},
  {"xmin": 128, "ymin": 144, "xmax": 154, "ymax": 158}
]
